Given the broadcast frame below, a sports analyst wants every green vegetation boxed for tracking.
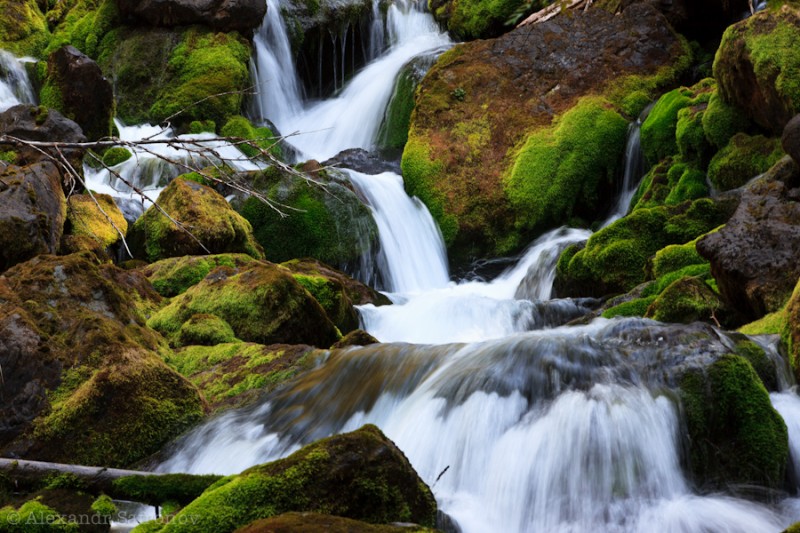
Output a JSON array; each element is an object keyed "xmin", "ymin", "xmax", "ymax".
[
  {"xmin": 377, "ymin": 64, "xmax": 419, "ymax": 151},
  {"xmin": 504, "ymin": 96, "xmax": 628, "ymax": 235},
  {"xmin": 142, "ymin": 254, "xmax": 257, "ymax": 297},
  {"xmin": 680, "ymin": 354, "xmax": 788, "ymax": 490},
  {"xmin": 220, "ymin": 116, "xmax": 281, "ymax": 159},
  {"xmin": 63, "ymin": 193, "xmax": 128, "ymax": 249},
  {"xmin": 644, "ymin": 276, "xmax": 721, "ymax": 324},
  {"xmin": 701, "ymin": 91, "xmax": 749, "ymax": 148},
  {"xmin": 44, "ymin": 0, "xmax": 119, "ymax": 58},
  {"xmin": 176, "ymin": 314, "xmax": 238, "ymax": 347},
  {"xmin": 0, "ymin": 500, "xmax": 78, "ymax": 532},
  {"xmin": 90, "ymin": 495, "xmax": 116, "ymax": 518},
  {"xmin": 113, "ymin": 474, "xmax": 223, "ymax": 507},
  {"xmin": 707, "ymin": 133, "xmax": 783, "ymax": 191},
  {"xmin": 438, "ymin": 0, "xmax": 531, "ymax": 40},
  {"xmin": 101, "ymin": 147, "xmax": 132, "ymax": 167},
  {"xmin": 132, "ymin": 425, "xmax": 436, "ymax": 533},
  {"xmin": 0, "ymin": 0, "xmax": 50, "ymax": 57}
]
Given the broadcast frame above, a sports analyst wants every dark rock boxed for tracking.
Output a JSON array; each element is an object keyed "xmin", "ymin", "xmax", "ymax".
[
  {"xmin": 646, "ymin": 0, "xmax": 751, "ymax": 39},
  {"xmin": 0, "ymin": 161, "xmax": 67, "ymax": 272},
  {"xmin": 714, "ymin": 7, "xmax": 800, "ymax": 135},
  {"xmin": 44, "ymin": 46, "xmax": 113, "ymax": 142},
  {"xmin": 324, "ymin": 148, "xmax": 401, "ymax": 175},
  {"xmin": 782, "ymin": 113, "xmax": 800, "ymax": 166},
  {"xmin": 150, "ymin": 425, "xmax": 437, "ymax": 532},
  {"xmin": 0, "ymin": 104, "xmax": 86, "ymax": 169},
  {"xmin": 697, "ymin": 156, "xmax": 800, "ymax": 321},
  {"xmin": 235, "ymin": 512, "xmax": 426, "ymax": 532},
  {"xmin": 116, "ymin": 0, "xmax": 266, "ymax": 34},
  {"xmin": 332, "ymin": 329, "xmax": 380, "ymax": 349}
]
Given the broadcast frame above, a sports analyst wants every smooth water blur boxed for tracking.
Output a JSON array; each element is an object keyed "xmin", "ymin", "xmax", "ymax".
[{"xmin": 0, "ymin": 51, "xmax": 35, "ymax": 112}]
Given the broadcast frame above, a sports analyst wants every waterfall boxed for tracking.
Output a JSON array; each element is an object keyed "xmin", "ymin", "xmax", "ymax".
[
  {"xmin": 0, "ymin": 51, "xmax": 36, "ymax": 112},
  {"xmin": 160, "ymin": 319, "xmax": 795, "ymax": 532},
  {"xmin": 603, "ymin": 108, "xmax": 648, "ymax": 226}
]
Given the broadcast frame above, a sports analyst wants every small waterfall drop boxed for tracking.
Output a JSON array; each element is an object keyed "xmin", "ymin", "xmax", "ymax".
[
  {"xmin": 603, "ymin": 108, "xmax": 648, "ymax": 226},
  {"xmin": 0, "ymin": 51, "xmax": 36, "ymax": 112}
]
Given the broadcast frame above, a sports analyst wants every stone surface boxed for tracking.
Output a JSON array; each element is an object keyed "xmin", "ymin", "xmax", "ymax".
[
  {"xmin": 0, "ymin": 104, "xmax": 87, "ymax": 170},
  {"xmin": 44, "ymin": 45, "xmax": 114, "ymax": 142},
  {"xmin": 782, "ymin": 113, "xmax": 800, "ymax": 166},
  {"xmin": 697, "ymin": 156, "xmax": 800, "ymax": 321},
  {"xmin": 116, "ymin": 0, "xmax": 266, "ymax": 33}
]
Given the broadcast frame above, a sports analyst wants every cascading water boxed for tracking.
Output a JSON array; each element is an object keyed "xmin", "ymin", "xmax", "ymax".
[{"xmin": 0, "ymin": 51, "xmax": 36, "ymax": 112}]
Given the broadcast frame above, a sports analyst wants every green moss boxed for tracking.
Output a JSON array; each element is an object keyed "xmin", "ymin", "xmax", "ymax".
[
  {"xmin": 707, "ymin": 133, "xmax": 783, "ymax": 191},
  {"xmin": 113, "ymin": 474, "xmax": 223, "ymax": 507},
  {"xmin": 0, "ymin": 500, "xmax": 78, "ymax": 532},
  {"xmin": 675, "ymin": 104, "xmax": 711, "ymax": 165},
  {"xmin": 128, "ymin": 177, "xmax": 264, "ymax": 262},
  {"xmin": 0, "ymin": 0, "xmax": 50, "ymax": 57},
  {"xmin": 293, "ymin": 274, "xmax": 358, "ymax": 333},
  {"xmin": 44, "ymin": 0, "xmax": 119, "ymax": 58},
  {"xmin": 642, "ymin": 263, "xmax": 712, "ymax": 298},
  {"xmin": 176, "ymin": 313, "xmax": 238, "ymax": 347},
  {"xmin": 602, "ymin": 296, "xmax": 657, "ymax": 319},
  {"xmin": 377, "ymin": 65, "xmax": 419, "ymax": 152},
  {"xmin": 143, "ymin": 254, "xmax": 257, "ymax": 297},
  {"xmin": 663, "ymin": 165, "xmax": 708, "ymax": 205},
  {"xmin": 0, "ymin": 151, "xmax": 16, "ymax": 164},
  {"xmin": 400, "ymin": 136, "xmax": 458, "ymax": 245},
  {"xmin": 64, "ymin": 193, "xmax": 128, "ymax": 248},
  {"xmin": 147, "ymin": 262, "xmax": 340, "ymax": 348},
  {"xmin": 644, "ymin": 276, "xmax": 721, "ymax": 324},
  {"xmin": 640, "ymin": 89, "xmax": 692, "ymax": 165},
  {"xmin": 504, "ymin": 96, "xmax": 628, "ymax": 234},
  {"xmin": 168, "ymin": 342, "xmax": 316, "ymax": 411},
  {"xmin": 680, "ymin": 354, "xmax": 788, "ymax": 490},
  {"xmin": 733, "ymin": 337, "xmax": 777, "ymax": 390},
  {"xmin": 90, "ymin": 495, "xmax": 116, "ymax": 518},
  {"xmin": 102, "ymin": 147, "xmax": 132, "ymax": 167},
  {"xmin": 701, "ymin": 91, "xmax": 750, "ymax": 148},
  {"xmin": 139, "ymin": 425, "xmax": 437, "ymax": 533},
  {"xmin": 440, "ymin": 0, "xmax": 529, "ymax": 39},
  {"xmin": 738, "ymin": 309, "xmax": 788, "ymax": 335},
  {"xmin": 220, "ymin": 116, "xmax": 281, "ymax": 159},
  {"xmin": 189, "ymin": 120, "xmax": 216, "ymax": 134},
  {"xmin": 651, "ymin": 239, "xmax": 705, "ymax": 279}
]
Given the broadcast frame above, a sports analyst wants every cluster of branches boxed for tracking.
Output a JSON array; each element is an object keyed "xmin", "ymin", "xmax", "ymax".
[{"xmin": 0, "ymin": 126, "xmax": 328, "ymax": 259}]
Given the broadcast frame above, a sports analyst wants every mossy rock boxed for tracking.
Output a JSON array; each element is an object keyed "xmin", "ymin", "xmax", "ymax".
[
  {"xmin": 128, "ymin": 177, "xmax": 264, "ymax": 263},
  {"xmin": 176, "ymin": 313, "xmax": 238, "ymax": 347},
  {"xmin": 235, "ymin": 512, "xmax": 436, "ymax": 532},
  {"xmin": 788, "ymin": 277, "xmax": 800, "ymax": 380},
  {"xmin": 331, "ymin": 329, "xmax": 380, "ymax": 349},
  {"xmin": 650, "ymin": 238, "xmax": 707, "ymax": 279},
  {"xmin": 147, "ymin": 261, "xmax": 341, "ymax": 348},
  {"xmin": 102, "ymin": 147, "xmax": 132, "ymax": 167},
  {"xmin": 707, "ymin": 133, "xmax": 783, "ymax": 191},
  {"xmin": 133, "ymin": 425, "xmax": 437, "ymax": 533},
  {"xmin": 0, "ymin": 254, "xmax": 205, "ymax": 467},
  {"xmin": 220, "ymin": 116, "xmax": 281, "ymax": 159},
  {"xmin": 281, "ymin": 258, "xmax": 390, "ymax": 307},
  {"xmin": 701, "ymin": 91, "xmax": 750, "ymax": 149},
  {"xmin": 167, "ymin": 342, "xmax": 318, "ymax": 411},
  {"xmin": 62, "ymin": 192, "xmax": 128, "ymax": 251},
  {"xmin": 44, "ymin": 0, "xmax": 120, "ymax": 59},
  {"xmin": 0, "ymin": 0, "xmax": 50, "ymax": 57},
  {"xmin": 141, "ymin": 253, "xmax": 257, "ymax": 297},
  {"xmin": 431, "ymin": 0, "xmax": 530, "ymax": 40},
  {"xmin": 680, "ymin": 354, "xmax": 788, "ymax": 491},
  {"xmin": 631, "ymin": 157, "xmax": 709, "ymax": 211},
  {"xmin": 554, "ymin": 199, "xmax": 730, "ymax": 298},
  {"xmin": 377, "ymin": 55, "xmax": 436, "ymax": 154},
  {"xmin": 644, "ymin": 276, "xmax": 722, "ymax": 324},
  {"xmin": 0, "ymin": 499, "xmax": 78, "ymax": 532},
  {"xmin": 714, "ymin": 5, "xmax": 800, "ymax": 134},
  {"xmin": 504, "ymin": 96, "xmax": 629, "ymax": 236},
  {"xmin": 113, "ymin": 474, "xmax": 223, "ymax": 507},
  {"xmin": 236, "ymin": 167, "xmax": 378, "ymax": 269}
]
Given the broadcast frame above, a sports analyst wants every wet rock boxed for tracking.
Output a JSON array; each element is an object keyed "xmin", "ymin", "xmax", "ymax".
[
  {"xmin": 332, "ymin": 329, "xmax": 380, "ymax": 349},
  {"xmin": 116, "ymin": 0, "xmax": 266, "ymax": 34},
  {"xmin": 0, "ymin": 253, "xmax": 205, "ymax": 466},
  {"xmin": 782, "ymin": 113, "xmax": 800, "ymax": 166},
  {"xmin": 128, "ymin": 176, "xmax": 264, "ymax": 262},
  {"xmin": 147, "ymin": 261, "xmax": 341, "ymax": 348},
  {"xmin": 138, "ymin": 425, "xmax": 437, "ymax": 532},
  {"xmin": 0, "ymin": 104, "xmax": 86, "ymax": 169},
  {"xmin": 235, "ymin": 512, "xmax": 428, "ymax": 532},
  {"xmin": 0, "ymin": 161, "xmax": 67, "ymax": 272},
  {"xmin": 697, "ymin": 156, "xmax": 800, "ymax": 321},
  {"xmin": 42, "ymin": 45, "xmax": 114, "ymax": 141},
  {"xmin": 141, "ymin": 253, "xmax": 258, "ymax": 297},
  {"xmin": 324, "ymin": 148, "xmax": 401, "ymax": 175},
  {"xmin": 714, "ymin": 6, "xmax": 800, "ymax": 134},
  {"xmin": 404, "ymin": 2, "xmax": 690, "ymax": 262}
]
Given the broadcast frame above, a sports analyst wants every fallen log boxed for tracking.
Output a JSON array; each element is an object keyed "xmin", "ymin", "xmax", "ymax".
[{"xmin": 0, "ymin": 458, "xmax": 221, "ymax": 506}]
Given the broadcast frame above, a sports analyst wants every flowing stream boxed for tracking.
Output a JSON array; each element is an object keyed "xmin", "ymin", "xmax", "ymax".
[
  {"xmin": 0, "ymin": 51, "xmax": 35, "ymax": 112},
  {"xmin": 157, "ymin": 2, "xmax": 800, "ymax": 532}
]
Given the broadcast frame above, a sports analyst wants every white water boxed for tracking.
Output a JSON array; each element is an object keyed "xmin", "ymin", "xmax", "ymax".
[
  {"xmin": 0, "ymin": 51, "xmax": 36, "ymax": 112},
  {"xmin": 251, "ymin": 0, "xmax": 450, "ymax": 161}
]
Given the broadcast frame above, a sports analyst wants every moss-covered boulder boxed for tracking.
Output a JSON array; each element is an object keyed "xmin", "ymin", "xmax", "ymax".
[
  {"xmin": 0, "ymin": 160, "xmax": 67, "ymax": 272},
  {"xmin": 630, "ymin": 157, "xmax": 709, "ymax": 211},
  {"xmin": 141, "ymin": 253, "xmax": 257, "ymax": 297},
  {"xmin": 168, "ymin": 342, "xmax": 318, "ymax": 411},
  {"xmin": 0, "ymin": 253, "xmax": 205, "ymax": 466},
  {"xmin": 0, "ymin": 0, "xmax": 50, "ymax": 57},
  {"xmin": 707, "ymin": 133, "xmax": 783, "ymax": 191},
  {"xmin": 61, "ymin": 192, "xmax": 128, "ymax": 255},
  {"xmin": 128, "ymin": 177, "xmax": 264, "ymax": 262},
  {"xmin": 332, "ymin": 329, "xmax": 380, "ymax": 349},
  {"xmin": 555, "ymin": 198, "xmax": 731, "ymax": 298},
  {"xmin": 644, "ymin": 276, "xmax": 723, "ymax": 324},
  {"xmin": 714, "ymin": 5, "xmax": 800, "ymax": 134},
  {"xmin": 698, "ymin": 156, "xmax": 800, "ymax": 320},
  {"xmin": 429, "ymin": 0, "xmax": 528, "ymax": 40},
  {"xmin": 115, "ymin": 0, "xmax": 265, "ymax": 34},
  {"xmin": 403, "ymin": 3, "xmax": 690, "ymax": 261},
  {"xmin": 235, "ymin": 512, "xmax": 434, "ymax": 532},
  {"xmin": 134, "ymin": 425, "xmax": 437, "ymax": 533},
  {"xmin": 41, "ymin": 45, "xmax": 114, "ymax": 141},
  {"xmin": 147, "ymin": 261, "xmax": 341, "ymax": 347},
  {"xmin": 0, "ymin": 500, "xmax": 78, "ymax": 532},
  {"xmin": 94, "ymin": 26, "xmax": 250, "ymax": 128},
  {"xmin": 236, "ymin": 167, "xmax": 378, "ymax": 269},
  {"xmin": 680, "ymin": 354, "xmax": 788, "ymax": 491},
  {"xmin": 787, "ymin": 278, "xmax": 800, "ymax": 379}
]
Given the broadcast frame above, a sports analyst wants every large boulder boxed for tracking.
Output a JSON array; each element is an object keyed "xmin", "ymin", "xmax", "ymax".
[
  {"xmin": 697, "ymin": 156, "xmax": 800, "ymax": 321},
  {"xmin": 61, "ymin": 192, "xmax": 128, "ymax": 255},
  {"xmin": 403, "ymin": 2, "xmax": 690, "ymax": 262},
  {"xmin": 128, "ymin": 176, "xmax": 264, "ymax": 262},
  {"xmin": 141, "ymin": 253, "xmax": 258, "ymax": 296},
  {"xmin": 0, "ymin": 253, "xmax": 205, "ymax": 466},
  {"xmin": 0, "ymin": 160, "xmax": 67, "ymax": 272},
  {"xmin": 133, "ymin": 425, "xmax": 437, "ymax": 533},
  {"xmin": 41, "ymin": 45, "xmax": 114, "ymax": 141},
  {"xmin": 714, "ymin": 6, "xmax": 800, "ymax": 135},
  {"xmin": 0, "ymin": 0, "xmax": 50, "ymax": 57},
  {"xmin": 147, "ymin": 261, "xmax": 341, "ymax": 348},
  {"xmin": 0, "ymin": 104, "xmax": 87, "ymax": 170},
  {"xmin": 116, "ymin": 0, "xmax": 266, "ymax": 34}
]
